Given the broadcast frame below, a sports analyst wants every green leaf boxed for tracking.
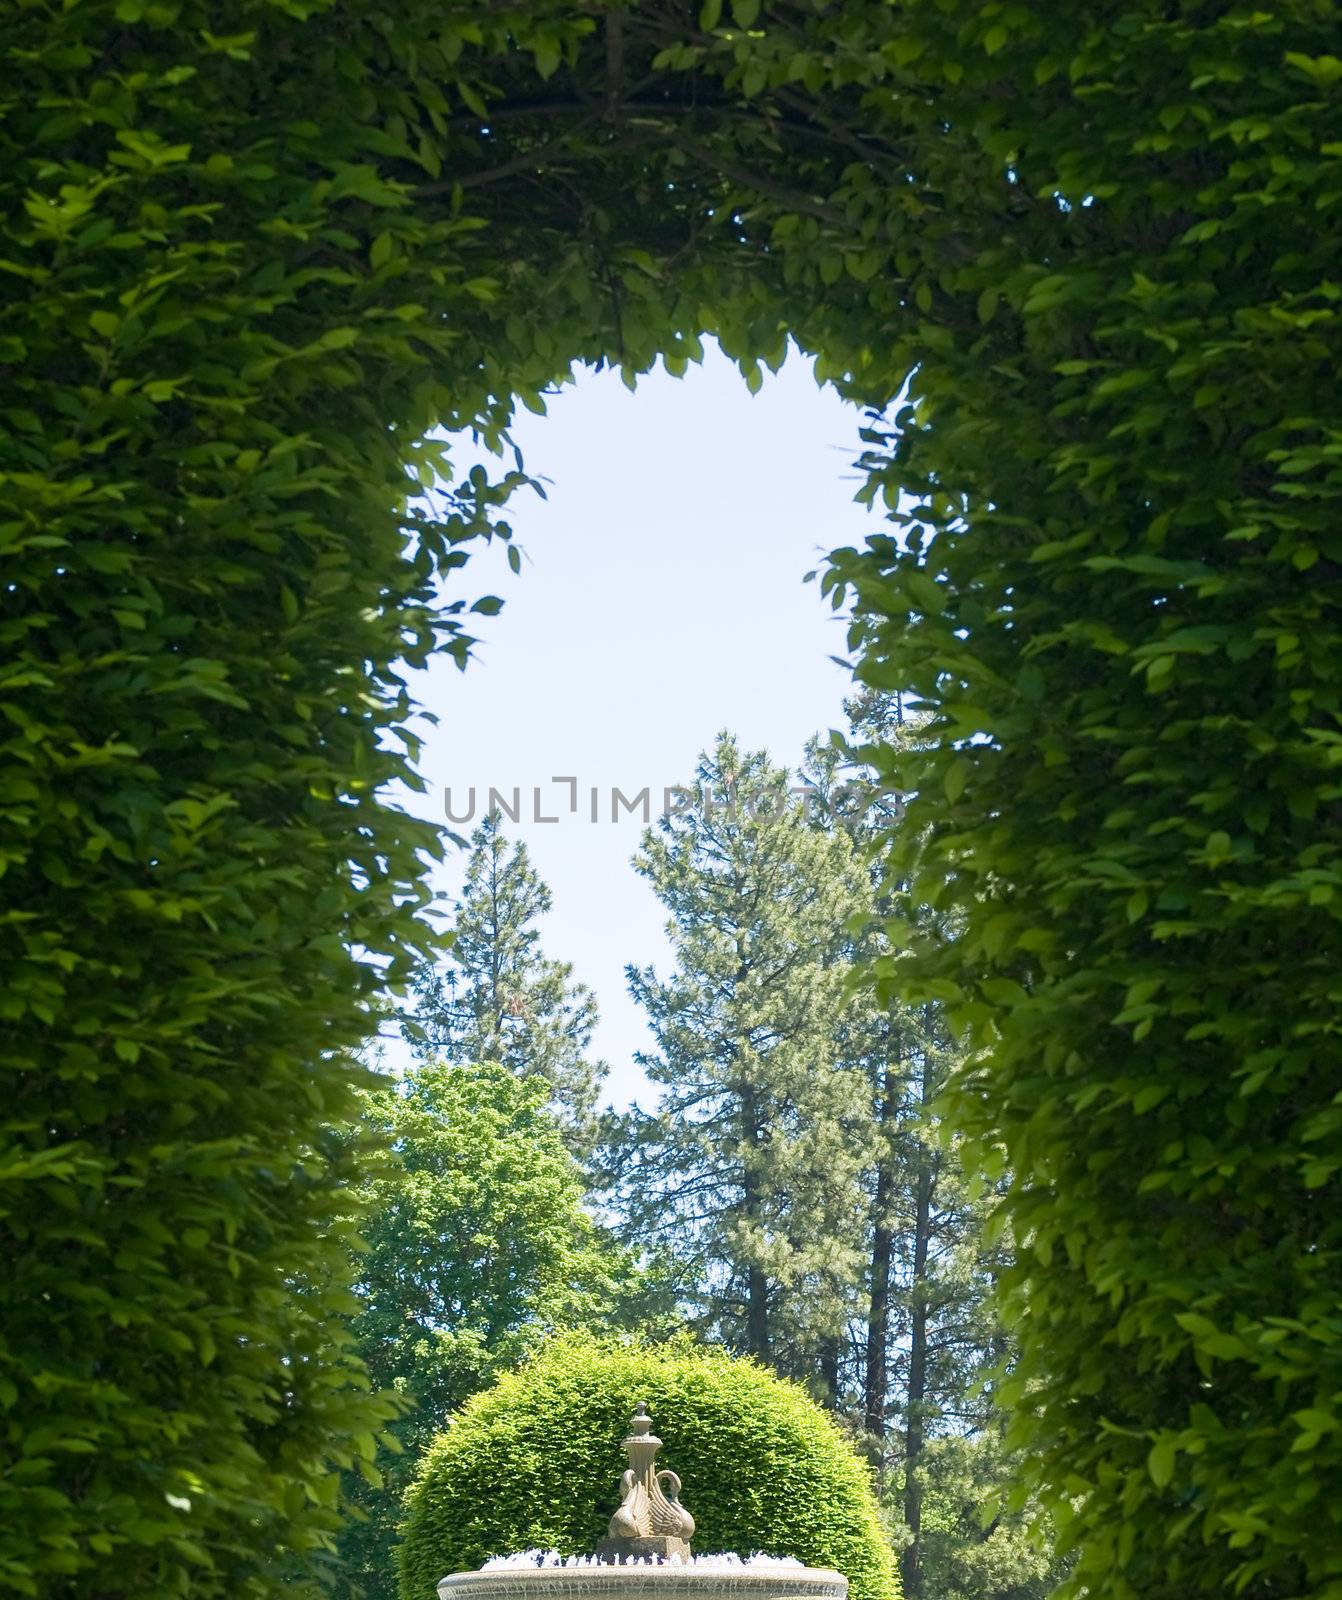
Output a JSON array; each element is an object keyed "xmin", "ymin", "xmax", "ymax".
[{"xmin": 1148, "ymin": 1439, "xmax": 1176, "ymax": 1488}]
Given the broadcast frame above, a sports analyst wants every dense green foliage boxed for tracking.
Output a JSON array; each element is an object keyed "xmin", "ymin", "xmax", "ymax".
[
  {"xmin": 820, "ymin": 9, "xmax": 1342, "ymax": 1599},
  {"xmin": 339, "ymin": 1061, "xmax": 648, "ymax": 1600},
  {"xmin": 0, "ymin": 3, "xmax": 673, "ymax": 1592},
  {"xmin": 1, "ymin": 2, "xmax": 521, "ymax": 1590},
  {"xmin": 407, "ymin": 816, "xmax": 606, "ymax": 1142},
  {"xmin": 397, "ymin": 1339, "xmax": 898, "ymax": 1600},
  {"xmin": 5, "ymin": 1, "xmax": 1338, "ymax": 1597}
]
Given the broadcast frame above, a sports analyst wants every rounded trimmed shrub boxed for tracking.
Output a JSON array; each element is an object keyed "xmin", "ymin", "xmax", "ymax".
[{"xmin": 397, "ymin": 1338, "xmax": 898, "ymax": 1600}]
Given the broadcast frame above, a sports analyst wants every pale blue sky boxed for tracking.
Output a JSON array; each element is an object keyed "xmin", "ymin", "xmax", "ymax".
[{"xmin": 388, "ymin": 343, "xmax": 886, "ymax": 1105}]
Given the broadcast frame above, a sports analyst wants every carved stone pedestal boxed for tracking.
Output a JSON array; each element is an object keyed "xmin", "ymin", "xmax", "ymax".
[{"xmin": 594, "ymin": 1404, "xmax": 695, "ymax": 1566}]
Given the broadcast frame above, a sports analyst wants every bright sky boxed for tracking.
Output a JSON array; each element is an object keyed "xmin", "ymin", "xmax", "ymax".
[{"xmin": 388, "ymin": 343, "xmax": 886, "ymax": 1106}]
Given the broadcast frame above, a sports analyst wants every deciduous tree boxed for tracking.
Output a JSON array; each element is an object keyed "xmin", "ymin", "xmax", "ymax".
[
  {"xmin": 338, "ymin": 1059, "xmax": 654, "ymax": 1600},
  {"xmin": 905, "ymin": 1430, "xmax": 1067, "ymax": 1600}
]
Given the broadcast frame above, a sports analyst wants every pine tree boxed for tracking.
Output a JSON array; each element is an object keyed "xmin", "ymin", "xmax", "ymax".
[
  {"xmin": 806, "ymin": 695, "xmax": 1026, "ymax": 1600},
  {"xmin": 607, "ymin": 734, "xmax": 872, "ymax": 1381},
  {"xmin": 407, "ymin": 813, "xmax": 604, "ymax": 1142}
]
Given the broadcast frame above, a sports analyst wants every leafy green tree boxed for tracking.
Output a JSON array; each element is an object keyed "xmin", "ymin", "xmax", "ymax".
[
  {"xmin": 407, "ymin": 814, "xmax": 605, "ymax": 1143},
  {"xmin": 818, "ymin": 9, "xmax": 1342, "ymax": 1595},
  {"xmin": 337, "ymin": 1059, "xmax": 656, "ymax": 1600},
  {"xmin": 607, "ymin": 735, "xmax": 872, "ymax": 1380}
]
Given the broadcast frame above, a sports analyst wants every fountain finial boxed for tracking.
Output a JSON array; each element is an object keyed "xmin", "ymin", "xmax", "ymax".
[{"xmin": 595, "ymin": 1403, "xmax": 695, "ymax": 1563}]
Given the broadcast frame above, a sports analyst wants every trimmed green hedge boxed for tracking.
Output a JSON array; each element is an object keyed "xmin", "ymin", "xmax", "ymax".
[
  {"xmin": 9, "ymin": 2, "xmax": 1339, "ymax": 1596},
  {"xmin": 396, "ymin": 1340, "xmax": 898, "ymax": 1600}
]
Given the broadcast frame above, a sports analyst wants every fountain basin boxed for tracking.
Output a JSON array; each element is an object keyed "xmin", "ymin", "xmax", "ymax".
[{"xmin": 438, "ymin": 1565, "xmax": 848, "ymax": 1600}]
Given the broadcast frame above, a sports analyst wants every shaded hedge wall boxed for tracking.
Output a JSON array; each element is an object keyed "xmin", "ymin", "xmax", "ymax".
[{"xmin": 0, "ymin": 3, "xmax": 533, "ymax": 1594}]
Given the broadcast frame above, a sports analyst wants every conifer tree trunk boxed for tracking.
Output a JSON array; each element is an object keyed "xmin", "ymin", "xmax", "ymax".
[
  {"xmin": 863, "ymin": 1182, "xmax": 894, "ymax": 1437},
  {"xmin": 746, "ymin": 1263, "xmax": 771, "ymax": 1362},
  {"xmin": 741, "ymin": 1078, "xmax": 772, "ymax": 1361},
  {"xmin": 863, "ymin": 1053, "xmax": 900, "ymax": 1442},
  {"xmin": 901, "ymin": 1120, "xmax": 935, "ymax": 1600},
  {"xmin": 818, "ymin": 1336, "xmax": 841, "ymax": 1405}
]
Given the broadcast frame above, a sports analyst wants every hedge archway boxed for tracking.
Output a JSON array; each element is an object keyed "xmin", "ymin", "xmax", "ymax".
[{"xmin": 3, "ymin": 4, "xmax": 1338, "ymax": 1600}]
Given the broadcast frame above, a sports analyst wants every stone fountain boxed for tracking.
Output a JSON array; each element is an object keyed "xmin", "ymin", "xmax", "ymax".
[{"xmin": 435, "ymin": 1404, "xmax": 848, "ymax": 1600}]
